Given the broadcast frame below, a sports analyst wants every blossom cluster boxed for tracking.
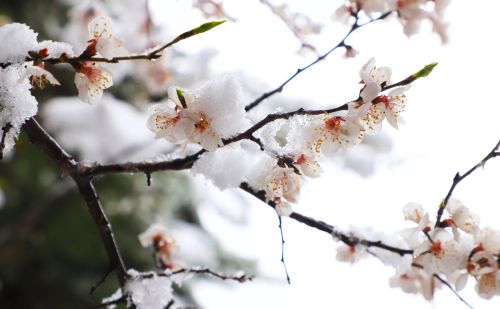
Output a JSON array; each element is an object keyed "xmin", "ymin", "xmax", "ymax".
[
  {"xmin": 335, "ymin": 199, "xmax": 500, "ymax": 300},
  {"xmin": 155, "ymin": 58, "xmax": 411, "ymax": 215},
  {"xmin": 0, "ymin": 23, "xmax": 69, "ymax": 154},
  {"xmin": 335, "ymin": 0, "xmax": 450, "ymax": 42}
]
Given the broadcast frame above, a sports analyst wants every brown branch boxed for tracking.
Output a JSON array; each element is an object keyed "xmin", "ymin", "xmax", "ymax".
[
  {"xmin": 2, "ymin": 20, "xmax": 225, "ymax": 68},
  {"xmin": 22, "ymin": 118, "xmax": 128, "ymax": 286},
  {"xmin": 80, "ymin": 150, "xmax": 205, "ymax": 177},
  {"xmin": 435, "ymin": 139, "xmax": 500, "ymax": 226},
  {"xmin": 140, "ymin": 267, "xmax": 254, "ymax": 283},
  {"xmin": 80, "ymin": 104, "xmax": 349, "ymax": 177},
  {"xmin": 238, "ymin": 183, "xmax": 413, "ymax": 256},
  {"xmin": 244, "ymin": 10, "xmax": 394, "ymax": 112}
]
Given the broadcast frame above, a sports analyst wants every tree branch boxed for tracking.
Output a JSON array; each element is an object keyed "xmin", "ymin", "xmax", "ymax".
[
  {"xmin": 244, "ymin": 10, "xmax": 394, "ymax": 111},
  {"xmin": 22, "ymin": 118, "xmax": 128, "ymax": 286},
  {"xmin": 238, "ymin": 183, "xmax": 413, "ymax": 256},
  {"xmin": 435, "ymin": 139, "xmax": 500, "ymax": 226}
]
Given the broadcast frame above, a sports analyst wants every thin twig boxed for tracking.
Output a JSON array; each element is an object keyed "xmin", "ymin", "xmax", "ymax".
[
  {"xmin": 244, "ymin": 10, "xmax": 393, "ymax": 111},
  {"xmin": 435, "ymin": 139, "xmax": 500, "ymax": 226},
  {"xmin": 411, "ymin": 263, "xmax": 473, "ymax": 309},
  {"xmin": 148, "ymin": 267, "xmax": 254, "ymax": 283},
  {"xmin": 433, "ymin": 273, "xmax": 474, "ymax": 309},
  {"xmin": 278, "ymin": 215, "xmax": 291, "ymax": 284}
]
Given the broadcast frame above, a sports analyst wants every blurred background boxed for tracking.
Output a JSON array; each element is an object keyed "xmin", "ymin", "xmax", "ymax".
[{"xmin": 0, "ymin": 0, "xmax": 499, "ymax": 308}]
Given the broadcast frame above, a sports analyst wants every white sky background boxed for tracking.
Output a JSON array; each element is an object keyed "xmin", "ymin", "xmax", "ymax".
[{"xmin": 151, "ymin": 1, "xmax": 500, "ymax": 308}]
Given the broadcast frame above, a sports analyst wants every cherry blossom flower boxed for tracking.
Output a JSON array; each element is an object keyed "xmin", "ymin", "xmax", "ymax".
[
  {"xmin": 389, "ymin": 267, "xmax": 439, "ymax": 300},
  {"xmin": 147, "ymin": 76, "xmax": 250, "ymax": 151},
  {"xmin": 336, "ymin": 244, "xmax": 367, "ymax": 263},
  {"xmin": 294, "ymin": 153, "xmax": 322, "ymax": 178},
  {"xmin": 74, "ymin": 61, "xmax": 113, "ymax": 104},
  {"xmin": 264, "ymin": 165, "xmax": 301, "ymax": 204},
  {"xmin": 359, "ymin": 57, "xmax": 392, "ymax": 104},
  {"xmin": 139, "ymin": 224, "xmax": 179, "ymax": 270},
  {"xmin": 25, "ymin": 65, "xmax": 60, "ymax": 89},
  {"xmin": 87, "ymin": 16, "xmax": 126, "ymax": 59},
  {"xmin": 415, "ymin": 229, "xmax": 471, "ymax": 275},
  {"xmin": 446, "ymin": 198, "xmax": 480, "ymax": 235},
  {"xmin": 312, "ymin": 115, "xmax": 363, "ymax": 156},
  {"xmin": 359, "ymin": 85, "xmax": 410, "ymax": 132}
]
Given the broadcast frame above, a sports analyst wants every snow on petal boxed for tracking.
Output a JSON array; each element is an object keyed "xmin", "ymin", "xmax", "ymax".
[
  {"xmin": 124, "ymin": 270, "xmax": 174, "ymax": 309},
  {"xmin": 0, "ymin": 65, "xmax": 38, "ymax": 154}
]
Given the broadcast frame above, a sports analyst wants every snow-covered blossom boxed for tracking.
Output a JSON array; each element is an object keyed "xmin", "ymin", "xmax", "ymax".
[
  {"xmin": 139, "ymin": 224, "xmax": 178, "ymax": 270},
  {"xmin": 87, "ymin": 16, "xmax": 126, "ymax": 59},
  {"xmin": 0, "ymin": 65, "xmax": 38, "ymax": 154},
  {"xmin": 147, "ymin": 76, "xmax": 250, "ymax": 151},
  {"xmin": 192, "ymin": 142, "xmax": 257, "ymax": 189},
  {"xmin": 0, "ymin": 23, "xmax": 38, "ymax": 64},
  {"xmin": 124, "ymin": 270, "xmax": 174, "ymax": 309},
  {"xmin": 74, "ymin": 61, "xmax": 113, "ymax": 104},
  {"xmin": 25, "ymin": 65, "xmax": 60, "ymax": 89}
]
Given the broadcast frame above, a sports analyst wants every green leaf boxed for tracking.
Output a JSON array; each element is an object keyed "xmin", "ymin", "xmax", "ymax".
[
  {"xmin": 193, "ymin": 20, "xmax": 227, "ymax": 34},
  {"xmin": 412, "ymin": 62, "xmax": 438, "ymax": 80},
  {"xmin": 176, "ymin": 87, "xmax": 187, "ymax": 108}
]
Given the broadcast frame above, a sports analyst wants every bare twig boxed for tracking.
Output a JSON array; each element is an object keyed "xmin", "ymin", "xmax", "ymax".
[
  {"xmin": 244, "ymin": 10, "xmax": 393, "ymax": 111},
  {"xmin": 278, "ymin": 215, "xmax": 291, "ymax": 284},
  {"xmin": 145, "ymin": 267, "xmax": 254, "ymax": 283},
  {"xmin": 435, "ymin": 139, "xmax": 500, "ymax": 226}
]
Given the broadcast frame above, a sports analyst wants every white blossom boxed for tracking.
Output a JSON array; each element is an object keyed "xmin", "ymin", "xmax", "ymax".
[
  {"xmin": 446, "ymin": 198, "xmax": 480, "ymax": 234},
  {"xmin": 88, "ymin": 16, "xmax": 126, "ymax": 59},
  {"xmin": 389, "ymin": 267, "xmax": 439, "ymax": 300},
  {"xmin": 74, "ymin": 61, "xmax": 113, "ymax": 104},
  {"xmin": 147, "ymin": 76, "xmax": 250, "ymax": 151},
  {"xmin": 264, "ymin": 165, "xmax": 301, "ymax": 204}
]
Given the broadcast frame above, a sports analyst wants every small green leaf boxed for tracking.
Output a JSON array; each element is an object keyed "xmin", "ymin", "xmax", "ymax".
[
  {"xmin": 412, "ymin": 62, "xmax": 438, "ymax": 80},
  {"xmin": 176, "ymin": 87, "xmax": 187, "ymax": 108},
  {"xmin": 193, "ymin": 20, "xmax": 227, "ymax": 34}
]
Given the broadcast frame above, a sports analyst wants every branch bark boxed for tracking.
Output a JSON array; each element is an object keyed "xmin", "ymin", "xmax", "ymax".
[{"xmin": 23, "ymin": 118, "xmax": 128, "ymax": 285}]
